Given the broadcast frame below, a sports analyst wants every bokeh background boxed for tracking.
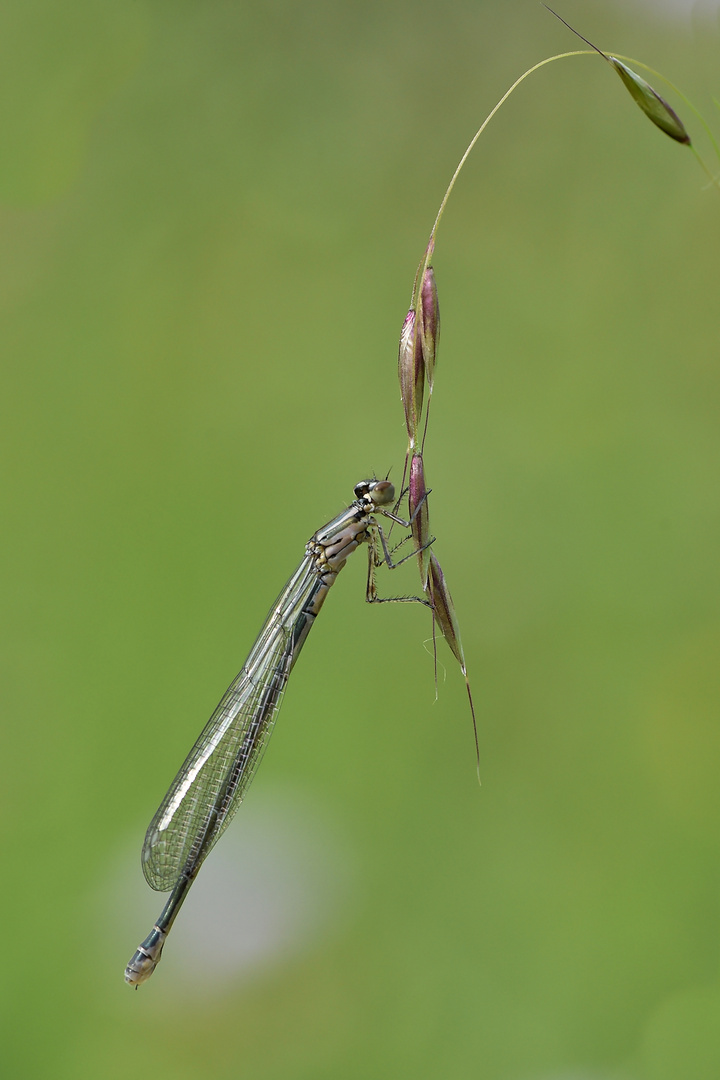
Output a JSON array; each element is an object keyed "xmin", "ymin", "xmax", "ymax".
[{"xmin": 3, "ymin": 1, "xmax": 720, "ymax": 1077}]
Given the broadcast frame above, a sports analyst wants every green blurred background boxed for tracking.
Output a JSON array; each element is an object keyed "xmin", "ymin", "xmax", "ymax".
[{"xmin": 3, "ymin": 1, "xmax": 720, "ymax": 1077}]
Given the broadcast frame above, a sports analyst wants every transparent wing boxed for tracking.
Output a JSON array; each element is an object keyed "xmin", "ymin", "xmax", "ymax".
[{"xmin": 141, "ymin": 555, "xmax": 319, "ymax": 892}]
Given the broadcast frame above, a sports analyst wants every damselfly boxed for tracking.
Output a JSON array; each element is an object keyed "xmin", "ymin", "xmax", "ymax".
[{"xmin": 125, "ymin": 478, "xmax": 431, "ymax": 986}]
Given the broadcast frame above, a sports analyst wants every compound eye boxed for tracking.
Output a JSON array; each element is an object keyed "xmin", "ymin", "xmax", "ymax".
[
  {"xmin": 369, "ymin": 480, "xmax": 395, "ymax": 506},
  {"xmin": 353, "ymin": 480, "xmax": 371, "ymax": 499}
]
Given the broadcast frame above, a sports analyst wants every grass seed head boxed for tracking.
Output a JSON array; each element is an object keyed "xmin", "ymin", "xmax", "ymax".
[
  {"xmin": 428, "ymin": 552, "xmax": 466, "ymax": 671},
  {"xmin": 408, "ymin": 452, "xmax": 431, "ymax": 589},
  {"xmin": 398, "ymin": 308, "xmax": 425, "ymax": 449},
  {"xmin": 609, "ymin": 58, "xmax": 690, "ymax": 144},
  {"xmin": 544, "ymin": 7, "xmax": 690, "ymax": 145},
  {"xmin": 418, "ymin": 266, "xmax": 440, "ymax": 393}
]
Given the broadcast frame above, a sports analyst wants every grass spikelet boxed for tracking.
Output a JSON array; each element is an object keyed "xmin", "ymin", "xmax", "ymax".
[
  {"xmin": 427, "ymin": 553, "xmax": 480, "ymax": 776},
  {"xmin": 398, "ymin": 308, "xmax": 424, "ymax": 449},
  {"xmin": 545, "ymin": 5, "xmax": 691, "ymax": 145},
  {"xmin": 408, "ymin": 452, "xmax": 431, "ymax": 590},
  {"xmin": 607, "ymin": 58, "xmax": 690, "ymax": 144},
  {"xmin": 418, "ymin": 264, "xmax": 440, "ymax": 395}
]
